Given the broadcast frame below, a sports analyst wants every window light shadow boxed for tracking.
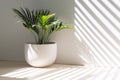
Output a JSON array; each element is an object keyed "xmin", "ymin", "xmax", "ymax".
[
  {"xmin": 1, "ymin": 65, "xmax": 120, "ymax": 80},
  {"xmin": 74, "ymin": 0, "xmax": 120, "ymax": 67}
]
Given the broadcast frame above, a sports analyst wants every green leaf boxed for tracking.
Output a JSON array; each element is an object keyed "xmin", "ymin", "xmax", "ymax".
[
  {"xmin": 13, "ymin": 8, "xmax": 73, "ymax": 44},
  {"xmin": 39, "ymin": 14, "xmax": 55, "ymax": 29}
]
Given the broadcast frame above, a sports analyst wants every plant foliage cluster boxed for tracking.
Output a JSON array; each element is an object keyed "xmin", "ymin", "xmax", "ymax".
[{"xmin": 13, "ymin": 8, "xmax": 72, "ymax": 44}]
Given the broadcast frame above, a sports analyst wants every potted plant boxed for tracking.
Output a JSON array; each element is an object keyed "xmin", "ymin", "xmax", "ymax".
[{"xmin": 13, "ymin": 8, "xmax": 71, "ymax": 67}]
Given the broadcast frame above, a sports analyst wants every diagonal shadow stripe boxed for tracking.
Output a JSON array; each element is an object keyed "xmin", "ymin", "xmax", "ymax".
[
  {"xmin": 74, "ymin": 0, "xmax": 120, "ymax": 66},
  {"xmin": 75, "ymin": 12, "xmax": 120, "ymax": 65},
  {"xmin": 75, "ymin": 5, "xmax": 120, "ymax": 63},
  {"xmin": 100, "ymin": 0, "xmax": 120, "ymax": 21},
  {"xmin": 75, "ymin": 0, "xmax": 120, "ymax": 52},
  {"xmin": 75, "ymin": 22, "xmax": 111, "ymax": 66}
]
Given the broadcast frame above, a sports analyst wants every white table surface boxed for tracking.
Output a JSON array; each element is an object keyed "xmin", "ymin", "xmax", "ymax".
[{"xmin": 0, "ymin": 60, "xmax": 120, "ymax": 80}]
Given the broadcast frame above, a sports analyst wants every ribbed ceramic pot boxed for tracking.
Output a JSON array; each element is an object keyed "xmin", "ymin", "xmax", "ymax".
[{"xmin": 24, "ymin": 42, "xmax": 57, "ymax": 67}]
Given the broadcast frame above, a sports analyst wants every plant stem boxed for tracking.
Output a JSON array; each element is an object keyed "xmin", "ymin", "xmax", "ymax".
[
  {"xmin": 29, "ymin": 29, "xmax": 38, "ymax": 43},
  {"xmin": 38, "ymin": 33, "xmax": 41, "ymax": 44},
  {"xmin": 43, "ymin": 30, "xmax": 46, "ymax": 44}
]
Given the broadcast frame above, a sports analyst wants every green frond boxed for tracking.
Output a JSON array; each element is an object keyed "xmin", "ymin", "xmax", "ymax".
[{"xmin": 13, "ymin": 8, "xmax": 72, "ymax": 44}]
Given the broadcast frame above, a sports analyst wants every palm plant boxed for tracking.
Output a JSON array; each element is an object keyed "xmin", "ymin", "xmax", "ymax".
[{"xmin": 13, "ymin": 8, "xmax": 71, "ymax": 44}]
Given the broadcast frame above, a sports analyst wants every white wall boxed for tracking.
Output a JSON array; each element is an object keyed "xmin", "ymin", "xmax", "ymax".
[
  {"xmin": 74, "ymin": 0, "xmax": 120, "ymax": 66},
  {"xmin": 0, "ymin": 0, "xmax": 88, "ymax": 65},
  {"xmin": 1, "ymin": 0, "xmax": 120, "ymax": 66}
]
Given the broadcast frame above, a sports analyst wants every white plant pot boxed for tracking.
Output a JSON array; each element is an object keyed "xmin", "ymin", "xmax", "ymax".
[{"xmin": 24, "ymin": 42, "xmax": 57, "ymax": 67}]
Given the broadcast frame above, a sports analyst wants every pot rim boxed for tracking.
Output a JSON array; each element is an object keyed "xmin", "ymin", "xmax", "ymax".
[{"xmin": 25, "ymin": 42, "xmax": 56, "ymax": 45}]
